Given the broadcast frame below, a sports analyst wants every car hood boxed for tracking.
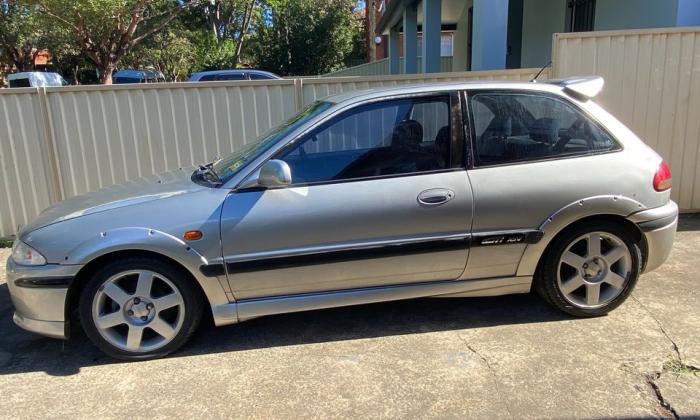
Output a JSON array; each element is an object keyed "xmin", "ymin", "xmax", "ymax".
[{"xmin": 21, "ymin": 168, "xmax": 205, "ymax": 235}]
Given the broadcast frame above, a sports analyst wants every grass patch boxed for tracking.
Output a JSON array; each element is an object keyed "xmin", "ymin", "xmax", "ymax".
[
  {"xmin": 664, "ymin": 358, "xmax": 700, "ymax": 377},
  {"xmin": 0, "ymin": 239, "xmax": 13, "ymax": 248}
]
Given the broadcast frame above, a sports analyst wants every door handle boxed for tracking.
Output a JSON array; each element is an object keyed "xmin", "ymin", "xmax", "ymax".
[{"xmin": 417, "ymin": 188, "xmax": 455, "ymax": 207}]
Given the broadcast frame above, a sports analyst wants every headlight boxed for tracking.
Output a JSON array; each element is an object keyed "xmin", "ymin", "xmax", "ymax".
[{"xmin": 11, "ymin": 241, "xmax": 47, "ymax": 266}]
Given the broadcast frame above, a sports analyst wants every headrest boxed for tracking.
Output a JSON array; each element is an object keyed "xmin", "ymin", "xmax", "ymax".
[
  {"xmin": 392, "ymin": 120, "xmax": 423, "ymax": 149},
  {"xmin": 435, "ymin": 125, "xmax": 450, "ymax": 151}
]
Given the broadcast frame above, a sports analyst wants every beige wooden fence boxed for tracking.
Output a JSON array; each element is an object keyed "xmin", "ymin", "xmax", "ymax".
[
  {"xmin": 552, "ymin": 26, "xmax": 700, "ymax": 211},
  {"xmin": 4, "ymin": 26, "xmax": 700, "ymax": 238},
  {"xmin": 0, "ymin": 67, "xmax": 543, "ymax": 237}
]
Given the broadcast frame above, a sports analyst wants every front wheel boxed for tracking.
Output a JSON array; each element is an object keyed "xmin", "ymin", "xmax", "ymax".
[
  {"xmin": 536, "ymin": 221, "xmax": 642, "ymax": 317},
  {"xmin": 79, "ymin": 257, "xmax": 202, "ymax": 360}
]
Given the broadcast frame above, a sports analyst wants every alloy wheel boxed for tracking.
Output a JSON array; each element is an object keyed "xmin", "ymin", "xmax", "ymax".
[
  {"xmin": 556, "ymin": 231, "xmax": 632, "ymax": 308},
  {"xmin": 91, "ymin": 269, "xmax": 186, "ymax": 353}
]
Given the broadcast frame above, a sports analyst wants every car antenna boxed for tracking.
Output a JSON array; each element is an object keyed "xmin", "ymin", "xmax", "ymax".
[{"xmin": 530, "ymin": 61, "xmax": 552, "ymax": 83}]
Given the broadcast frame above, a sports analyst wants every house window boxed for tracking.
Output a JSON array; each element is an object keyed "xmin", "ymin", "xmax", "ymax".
[
  {"xmin": 440, "ymin": 33, "xmax": 453, "ymax": 57},
  {"xmin": 416, "ymin": 32, "xmax": 454, "ymax": 57},
  {"xmin": 567, "ymin": 0, "xmax": 596, "ymax": 32}
]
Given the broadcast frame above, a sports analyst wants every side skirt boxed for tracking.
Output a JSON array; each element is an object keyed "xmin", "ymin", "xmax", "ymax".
[{"xmin": 211, "ymin": 276, "xmax": 532, "ymax": 326}]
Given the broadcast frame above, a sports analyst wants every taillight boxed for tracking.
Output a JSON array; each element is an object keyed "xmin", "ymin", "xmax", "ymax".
[{"xmin": 653, "ymin": 161, "xmax": 672, "ymax": 192}]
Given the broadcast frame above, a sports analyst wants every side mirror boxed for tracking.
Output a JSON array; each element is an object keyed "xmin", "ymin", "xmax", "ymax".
[{"xmin": 257, "ymin": 159, "xmax": 292, "ymax": 187}]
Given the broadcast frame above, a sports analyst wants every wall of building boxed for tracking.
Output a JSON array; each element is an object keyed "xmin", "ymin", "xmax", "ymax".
[
  {"xmin": 506, "ymin": 0, "xmax": 524, "ymax": 69},
  {"xmin": 472, "ymin": 0, "xmax": 510, "ymax": 70},
  {"xmin": 676, "ymin": 0, "xmax": 700, "ymax": 26},
  {"xmin": 452, "ymin": 1, "xmax": 472, "ymax": 72},
  {"xmin": 594, "ymin": 0, "xmax": 678, "ymax": 30},
  {"xmin": 520, "ymin": 0, "xmax": 566, "ymax": 68}
]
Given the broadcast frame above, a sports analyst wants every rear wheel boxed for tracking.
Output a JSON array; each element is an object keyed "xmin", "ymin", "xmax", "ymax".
[
  {"xmin": 536, "ymin": 221, "xmax": 642, "ymax": 317},
  {"xmin": 79, "ymin": 257, "xmax": 202, "ymax": 360}
]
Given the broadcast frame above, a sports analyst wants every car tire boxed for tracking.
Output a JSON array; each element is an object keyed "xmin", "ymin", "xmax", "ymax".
[
  {"xmin": 535, "ymin": 221, "xmax": 642, "ymax": 317},
  {"xmin": 79, "ymin": 257, "xmax": 203, "ymax": 360}
]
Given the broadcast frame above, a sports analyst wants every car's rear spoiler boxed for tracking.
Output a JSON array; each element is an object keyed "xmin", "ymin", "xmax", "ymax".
[{"xmin": 543, "ymin": 76, "xmax": 604, "ymax": 100}]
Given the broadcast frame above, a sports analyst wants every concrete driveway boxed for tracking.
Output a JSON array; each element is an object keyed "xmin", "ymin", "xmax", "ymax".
[{"xmin": 1, "ymin": 217, "xmax": 698, "ymax": 419}]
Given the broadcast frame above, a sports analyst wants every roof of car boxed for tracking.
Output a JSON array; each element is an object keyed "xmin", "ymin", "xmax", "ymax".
[
  {"xmin": 188, "ymin": 69, "xmax": 281, "ymax": 80},
  {"xmin": 321, "ymin": 79, "xmax": 569, "ymax": 105}
]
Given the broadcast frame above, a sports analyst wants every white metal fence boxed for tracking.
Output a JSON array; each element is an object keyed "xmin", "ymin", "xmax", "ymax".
[
  {"xmin": 5, "ymin": 23, "xmax": 700, "ymax": 238},
  {"xmin": 552, "ymin": 26, "xmax": 700, "ymax": 211},
  {"xmin": 0, "ymin": 67, "xmax": 543, "ymax": 237}
]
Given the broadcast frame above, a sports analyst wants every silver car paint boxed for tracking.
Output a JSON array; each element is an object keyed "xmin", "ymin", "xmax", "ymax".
[
  {"xmin": 6, "ymin": 79, "xmax": 678, "ymax": 340},
  {"xmin": 18, "ymin": 169, "xmax": 233, "ymax": 309},
  {"xmin": 220, "ymin": 170, "xmax": 474, "ymax": 299}
]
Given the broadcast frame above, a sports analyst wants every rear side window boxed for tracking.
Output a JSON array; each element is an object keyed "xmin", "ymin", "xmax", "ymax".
[
  {"xmin": 9, "ymin": 78, "xmax": 31, "ymax": 88},
  {"xmin": 469, "ymin": 92, "xmax": 619, "ymax": 166},
  {"xmin": 198, "ymin": 75, "xmax": 217, "ymax": 81},
  {"xmin": 217, "ymin": 73, "xmax": 246, "ymax": 80}
]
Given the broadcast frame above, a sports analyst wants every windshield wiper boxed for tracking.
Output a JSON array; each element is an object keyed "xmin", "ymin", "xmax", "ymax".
[{"xmin": 193, "ymin": 162, "xmax": 223, "ymax": 186}]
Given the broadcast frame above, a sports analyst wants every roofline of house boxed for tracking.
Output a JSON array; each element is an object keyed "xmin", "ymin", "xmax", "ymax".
[{"xmin": 376, "ymin": 0, "xmax": 412, "ymax": 35}]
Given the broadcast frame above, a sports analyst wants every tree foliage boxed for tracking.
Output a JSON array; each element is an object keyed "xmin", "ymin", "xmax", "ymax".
[
  {"xmin": 121, "ymin": 22, "xmax": 198, "ymax": 81},
  {"xmin": 0, "ymin": 0, "xmax": 47, "ymax": 71},
  {"xmin": 33, "ymin": 0, "xmax": 203, "ymax": 83},
  {"xmin": 200, "ymin": 0, "xmax": 258, "ymax": 66},
  {"xmin": 252, "ymin": 0, "xmax": 359, "ymax": 76},
  {"xmin": 1, "ymin": 0, "xmax": 367, "ymax": 84}
]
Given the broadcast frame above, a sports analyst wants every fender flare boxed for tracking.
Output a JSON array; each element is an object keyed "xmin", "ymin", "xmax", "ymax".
[
  {"xmin": 66, "ymin": 227, "xmax": 230, "ymax": 308},
  {"xmin": 516, "ymin": 195, "xmax": 646, "ymax": 277}
]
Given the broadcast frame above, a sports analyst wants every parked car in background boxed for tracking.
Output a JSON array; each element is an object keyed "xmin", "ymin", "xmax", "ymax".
[
  {"xmin": 188, "ymin": 69, "xmax": 281, "ymax": 82},
  {"xmin": 8, "ymin": 72, "xmax": 68, "ymax": 88},
  {"xmin": 113, "ymin": 69, "xmax": 166, "ymax": 84},
  {"xmin": 6, "ymin": 77, "xmax": 678, "ymax": 360}
]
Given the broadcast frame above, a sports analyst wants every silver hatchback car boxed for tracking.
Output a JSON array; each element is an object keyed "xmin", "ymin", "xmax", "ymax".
[{"xmin": 7, "ymin": 77, "xmax": 678, "ymax": 360}]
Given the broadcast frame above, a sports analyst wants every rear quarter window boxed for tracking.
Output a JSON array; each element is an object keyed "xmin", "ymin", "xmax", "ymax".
[
  {"xmin": 250, "ymin": 73, "xmax": 275, "ymax": 80},
  {"xmin": 468, "ymin": 92, "xmax": 619, "ymax": 166}
]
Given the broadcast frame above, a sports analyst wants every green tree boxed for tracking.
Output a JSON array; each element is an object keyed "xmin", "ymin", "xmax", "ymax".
[
  {"xmin": 34, "ymin": 0, "xmax": 203, "ymax": 84},
  {"xmin": 0, "ymin": 0, "xmax": 46, "ymax": 71},
  {"xmin": 47, "ymin": 38, "xmax": 96, "ymax": 83},
  {"xmin": 200, "ymin": 0, "xmax": 258, "ymax": 67},
  {"xmin": 122, "ymin": 23, "xmax": 198, "ymax": 81},
  {"xmin": 343, "ymin": 4, "xmax": 366, "ymax": 68},
  {"xmin": 252, "ymin": 0, "xmax": 360, "ymax": 76}
]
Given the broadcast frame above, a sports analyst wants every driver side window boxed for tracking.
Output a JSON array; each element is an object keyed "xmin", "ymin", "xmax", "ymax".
[
  {"xmin": 277, "ymin": 96, "xmax": 452, "ymax": 184},
  {"xmin": 469, "ymin": 92, "xmax": 619, "ymax": 166}
]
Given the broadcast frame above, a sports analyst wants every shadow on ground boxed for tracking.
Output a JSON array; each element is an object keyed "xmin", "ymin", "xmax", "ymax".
[
  {"xmin": 0, "ymin": 283, "xmax": 568, "ymax": 376},
  {"xmin": 677, "ymin": 212, "xmax": 700, "ymax": 232}
]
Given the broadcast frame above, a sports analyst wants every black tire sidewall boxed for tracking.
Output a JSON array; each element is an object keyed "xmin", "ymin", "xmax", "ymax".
[
  {"xmin": 79, "ymin": 257, "xmax": 202, "ymax": 360},
  {"xmin": 538, "ymin": 221, "xmax": 642, "ymax": 317}
]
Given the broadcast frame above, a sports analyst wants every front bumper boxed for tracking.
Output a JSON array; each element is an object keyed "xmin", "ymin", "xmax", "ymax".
[
  {"xmin": 6, "ymin": 257, "xmax": 83, "ymax": 339},
  {"xmin": 629, "ymin": 201, "xmax": 679, "ymax": 273}
]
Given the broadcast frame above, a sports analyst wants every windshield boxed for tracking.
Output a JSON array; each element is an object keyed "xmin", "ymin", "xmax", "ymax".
[{"xmin": 212, "ymin": 100, "xmax": 333, "ymax": 183}]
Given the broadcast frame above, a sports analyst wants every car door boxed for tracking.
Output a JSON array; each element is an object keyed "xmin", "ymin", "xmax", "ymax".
[
  {"xmin": 220, "ymin": 93, "xmax": 474, "ymax": 300},
  {"xmin": 462, "ymin": 89, "xmax": 623, "ymax": 279}
]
